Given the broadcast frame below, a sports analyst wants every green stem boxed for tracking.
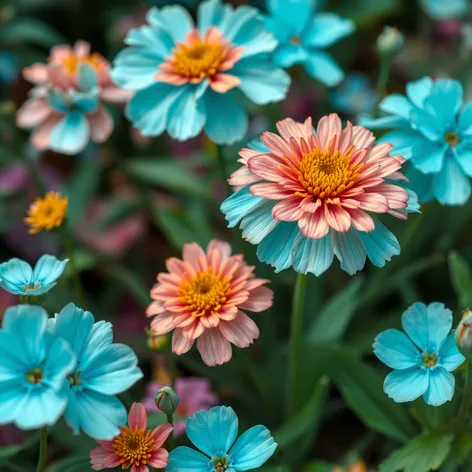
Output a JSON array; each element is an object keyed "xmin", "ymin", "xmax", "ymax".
[
  {"xmin": 165, "ymin": 413, "xmax": 175, "ymax": 451},
  {"xmin": 456, "ymin": 361, "xmax": 472, "ymax": 436},
  {"xmin": 36, "ymin": 427, "xmax": 48, "ymax": 472},
  {"xmin": 286, "ymin": 273, "xmax": 308, "ymax": 418},
  {"xmin": 168, "ymin": 350, "xmax": 176, "ymax": 390},
  {"xmin": 376, "ymin": 56, "xmax": 391, "ymax": 102},
  {"xmin": 63, "ymin": 230, "xmax": 86, "ymax": 307},
  {"xmin": 216, "ymin": 145, "xmax": 231, "ymax": 196}
]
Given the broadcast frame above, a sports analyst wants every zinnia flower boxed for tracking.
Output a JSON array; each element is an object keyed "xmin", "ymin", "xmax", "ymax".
[
  {"xmin": 221, "ymin": 114, "xmax": 411, "ymax": 276},
  {"xmin": 17, "ymin": 41, "xmax": 129, "ymax": 155},
  {"xmin": 420, "ymin": 0, "xmax": 468, "ymax": 19},
  {"xmin": 25, "ymin": 190, "xmax": 68, "ymax": 234},
  {"xmin": 374, "ymin": 302, "xmax": 465, "ymax": 406},
  {"xmin": 265, "ymin": 0, "xmax": 354, "ymax": 87},
  {"xmin": 143, "ymin": 378, "xmax": 218, "ymax": 436},
  {"xmin": 90, "ymin": 402, "xmax": 173, "ymax": 471},
  {"xmin": 361, "ymin": 77, "xmax": 472, "ymax": 206},
  {"xmin": 111, "ymin": 0, "xmax": 290, "ymax": 144},
  {"xmin": 0, "ymin": 254, "xmax": 68, "ymax": 297},
  {"xmin": 147, "ymin": 240, "xmax": 273, "ymax": 366},
  {"xmin": 49, "ymin": 303, "xmax": 143, "ymax": 439},
  {"xmin": 167, "ymin": 406, "xmax": 277, "ymax": 472},
  {"xmin": 0, "ymin": 305, "xmax": 75, "ymax": 429}
]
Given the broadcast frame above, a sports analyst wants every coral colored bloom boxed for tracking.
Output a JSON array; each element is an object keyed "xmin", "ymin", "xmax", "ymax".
[
  {"xmin": 25, "ymin": 191, "xmax": 68, "ymax": 234},
  {"xmin": 143, "ymin": 378, "xmax": 218, "ymax": 436},
  {"xmin": 90, "ymin": 402, "xmax": 173, "ymax": 471},
  {"xmin": 111, "ymin": 0, "xmax": 290, "ymax": 144},
  {"xmin": 147, "ymin": 240, "xmax": 273, "ymax": 366},
  {"xmin": 221, "ymin": 114, "xmax": 411, "ymax": 276}
]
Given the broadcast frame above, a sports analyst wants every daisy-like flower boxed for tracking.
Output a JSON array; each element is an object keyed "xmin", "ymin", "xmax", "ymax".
[
  {"xmin": 17, "ymin": 41, "xmax": 130, "ymax": 155},
  {"xmin": 221, "ymin": 114, "xmax": 410, "ymax": 276},
  {"xmin": 111, "ymin": 0, "xmax": 290, "ymax": 144},
  {"xmin": 0, "ymin": 305, "xmax": 75, "ymax": 429},
  {"xmin": 25, "ymin": 191, "xmax": 68, "ymax": 234},
  {"xmin": 90, "ymin": 402, "xmax": 173, "ymax": 471},
  {"xmin": 147, "ymin": 240, "xmax": 273, "ymax": 366},
  {"xmin": 265, "ymin": 0, "xmax": 354, "ymax": 87},
  {"xmin": 49, "ymin": 303, "xmax": 143, "ymax": 439},
  {"xmin": 167, "ymin": 406, "xmax": 277, "ymax": 472},
  {"xmin": 361, "ymin": 77, "xmax": 472, "ymax": 206},
  {"xmin": 374, "ymin": 302, "xmax": 465, "ymax": 406},
  {"xmin": 0, "ymin": 254, "xmax": 68, "ymax": 297}
]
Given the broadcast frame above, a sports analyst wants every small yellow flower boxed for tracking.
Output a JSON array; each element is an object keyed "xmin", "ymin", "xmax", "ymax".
[{"xmin": 25, "ymin": 191, "xmax": 68, "ymax": 234}]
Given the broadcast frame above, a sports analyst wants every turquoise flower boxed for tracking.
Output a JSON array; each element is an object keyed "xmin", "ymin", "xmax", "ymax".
[
  {"xmin": 167, "ymin": 406, "xmax": 277, "ymax": 472},
  {"xmin": 374, "ymin": 302, "xmax": 465, "ymax": 406},
  {"xmin": 361, "ymin": 77, "xmax": 472, "ymax": 206},
  {"xmin": 420, "ymin": 0, "xmax": 468, "ymax": 19},
  {"xmin": 0, "ymin": 255, "xmax": 69, "ymax": 296},
  {"xmin": 0, "ymin": 305, "xmax": 75, "ymax": 429},
  {"xmin": 48, "ymin": 303, "xmax": 143, "ymax": 440},
  {"xmin": 265, "ymin": 0, "xmax": 354, "ymax": 87},
  {"xmin": 111, "ymin": 0, "xmax": 290, "ymax": 145}
]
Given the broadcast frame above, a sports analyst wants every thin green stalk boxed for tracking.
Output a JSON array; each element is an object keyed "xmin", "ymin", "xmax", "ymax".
[
  {"xmin": 165, "ymin": 412, "xmax": 175, "ymax": 451},
  {"xmin": 168, "ymin": 350, "xmax": 176, "ymax": 389},
  {"xmin": 63, "ymin": 230, "xmax": 86, "ymax": 307},
  {"xmin": 376, "ymin": 56, "xmax": 391, "ymax": 102},
  {"xmin": 216, "ymin": 145, "xmax": 231, "ymax": 196},
  {"xmin": 456, "ymin": 361, "xmax": 472, "ymax": 436},
  {"xmin": 286, "ymin": 273, "xmax": 308, "ymax": 418},
  {"xmin": 36, "ymin": 427, "xmax": 48, "ymax": 472}
]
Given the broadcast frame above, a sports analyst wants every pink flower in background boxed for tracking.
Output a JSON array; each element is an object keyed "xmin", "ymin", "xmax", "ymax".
[
  {"xmin": 147, "ymin": 240, "xmax": 273, "ymax": 366},
  {"xmin": 142, "ymin": 378, "xmax": 218, "ymax": 436}
]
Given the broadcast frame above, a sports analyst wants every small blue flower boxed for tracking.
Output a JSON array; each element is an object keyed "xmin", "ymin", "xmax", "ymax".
[
  {"xmin": 265, "ymin": 0, "xmax": 355, "ymax": 87},
  {"xmin": 374, "ymin": 302, "xmax": 465, "ymax": 406},
  {"xmin": 167, "ymin": 406, "xmax": 277, "ymax": 472},
  {"xmin": 0, "ymin": 255, "xmax": 69, "ymax": 296},
  {"xmin": 0, "ymin": 305, "xmax": 75, "ymax": 429},
  {"xmin": 361, "ymin": 77, "xmax": 472, "ymax": 206},
  {"xmin": 48, "ymin": 303, "xmax": 143, "ymax": 440},
  {"xmin": 330, "ymin": 73, "xmax": 378, "ymax": 116},
  {"xmin": 0, "ymin": 51, "xmax": 19, "ymax": 85},
  {"xmin": 420, "ymin": 0, "xmax": 469, "ymax": 19}
]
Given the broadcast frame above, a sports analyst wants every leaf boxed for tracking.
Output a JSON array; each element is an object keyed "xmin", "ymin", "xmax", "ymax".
[
  {"xmin": 379, "ymin": 432, "xmax": 453, "ymax": 472},
  {"xmin": 104, "ymin": 265, "xmax": 150, "ymax": 309},
  {"xmin": 308, "ymin": 277, "xmax": 363, "ymax": 342},
  {"xmin": 449, "ymin": 251, "xmax": 472, "ymax": 310},
  {"xmin": 0, "ymin": 19, "xmax": 66, "ymax": 47},
  {"xmin": 0, "ymin": 433, "xmax": 38, "ymax": 461},
  {"xmin": 46, "ymin": 455, "xmax": 91, "ymax": 472},
  {"xmin": 302, "ymin": 462, "xmax": 336, "ymax": 472},
  {"xmin": 337, "ymin": 0, "xmax": 400, "ymax": 26}
]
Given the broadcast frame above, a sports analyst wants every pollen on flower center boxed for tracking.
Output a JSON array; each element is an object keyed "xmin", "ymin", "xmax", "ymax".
[
  {"xmin": 179, "ymin": 269, "xmax": 230, "ymax": 317},
  {"xmin": 212, "ymin": 455, "xmax": 229, "ymax": 472},
  {"xmin": 24, "ymin": 191, "xmax": 68, "ymax": 235},
  {"xmin": 422, "ymin": 352, "xmax": 438, "ymax": 368},
  {"xmin": 26, "ymin": 368, "xmax": 44, "ymax": 384},
  {"xmin": 23, "ymin": 282, "xmax": 41, "ymax": 292},
  {"xmin": 58, "ymin": 52, "xmax": 105, "ymax": 75},
  {"xmin": 444, "ymin": 131, "xmax": 459, "ymax": 147},
  {"xmin": 113, "ymin": 426, "xmax": 156, "ymax": 468}
]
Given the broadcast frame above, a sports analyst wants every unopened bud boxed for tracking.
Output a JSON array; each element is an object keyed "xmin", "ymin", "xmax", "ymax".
[
  {"xmin": 455, "ymin": 310, "xmax": 472, "ymax": 357},
  {"xmin": 376, "ymin": 26, "xmax": 404, "ymax": 57},
  {"xmin": 155, "ymin": 386, "xmax": 179, "ymax": 415},
  {"xmin": 146, "ymin": 329, "xmax": 167, "ymax": 351}
]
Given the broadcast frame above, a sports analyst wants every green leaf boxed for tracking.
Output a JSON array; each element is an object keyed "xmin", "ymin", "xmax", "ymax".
[
  {"xmin": 0, "ymin": 19, "xmax": 66, "ymax": 47},
  {"xmin": 0, "ymin": 433, "xmax": 38, "ymax": 461},
  {"xmin": 104, "ymin": 265, "xmax": 150, "ymax": 308},
  {"xmin": 379, "ymin": 432, "xmax": 453, "ymax": 472},
  {"xmin": 46, "ymin": 455, "xmax": 91, "ymax": 472},
  {"xmin": 302, "ymin": 461, "xmax": 336, "ymax": 472},
  {"xmin": 449, "ymin": 251, "xmax": 472, "ymax": 310},
  {"xmin": 125, "ymin": 158, "xmax": 210, "ymax": 199},
  {"xmin": 337, "ymin": 0, "xmax": 400, "ymax": 26},
  {"xmin": 308, "ymin": 278, "xmax": 363, "ymax": 342}
]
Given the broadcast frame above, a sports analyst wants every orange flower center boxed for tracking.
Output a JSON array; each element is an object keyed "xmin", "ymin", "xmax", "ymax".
[
  {"xmin": 59, "ymin": 52, "xmax": 105, "ymax": 75},
  {"xmin": 24, "ymin": 191, "xmax": 68, "ymax": 235},
  {"xmin": 422, "ymin": 352, "xmax": 438, "ymax": 368},
  {"xmin": 295, "ymin": 146, "xmax": 361, "ymax": 200},
  {"xmin": 23, "ymin": 282, "xmax": 41, "ymax": 292},
  {"xmin": 26, "ymin": 368, "xmax": 44, "ymax": 385},
  {"xmin": 179, "ymin": 269, "xmax": 230, "ymax": 317},
  {"xmin": 113, "ymin": 426, "xmax": 156, "ymax": 468}
]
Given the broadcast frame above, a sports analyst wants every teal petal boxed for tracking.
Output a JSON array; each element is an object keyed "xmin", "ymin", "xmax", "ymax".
[
  {"xmin": 157, "ymin": 5, "xmax": 194, "ymax": 42},
  {"xmin": 410, "ymin": 107, "xmax": 444, "ymax": 141},
  {"xmin": 303, "ymin": 13, "xmax": 355, "ymax": 49},
  {"xmin": 43, "ymin": 338, "xmax": 75, "ymax": 391},
  {"xmin": 32, "ymin": 255, "xmax": 69, "ymax": 289},
  {"xmin": 453, "ymin": 142, "xmax": 472, "ymax": 177},
  {"xmin": 379, "ymin": 94, "xmax": 413, "ymax": 119},
  {"xmin": 0, "ymin": 258, "xmax": 33, "ymax": 294},
  {"xmin": 423, "ymin": 367, "xmax": 455, "ymax": 406},
  {"xmin": 357, "ymin": 222, "xmax": 400, "ymax": 268},
  {"xmin": 458, "ymin": 101, "xmax": 472, "ymax": 136},
  {"xmin": 438, "ymin": 334, "xmax": 465, "ymax": 372},
  {"xmin": 77, "ymin": 63, "xmax": 98, "ymax": 92},
  {"xmin": 384, "ymin": 367, "xmax": 429, "ymax": 403},
  {"xmin": 267, "ymin": 0, "xmax": 314, "ymax": 35},
  {"xmin": 406, "ymin": 166, "xmax": 434, "ymax": 203},
  {"xmin": 424, "ymin": 79, "xmax": 463, "ymax": 130},
  {"xmin": 358, "ymin": 114, "xmax": 408, "ymax": 130},
  {"xmin": 198, "ymin": 0, "xmax": 231, "ymax": 34},
  {"xmin": 240, "ymin": 200, "xmax": 278, "ymax": 244},
  {"xmin": 304, "ymin": 50, "xmax": 344, "ymax": 87},
  {"xmin": 432, "ymin": 156, "xmax": 471, "ymax": 205},
  {"xmin": 49, "ymin": 110, "xmax": 90, "ymax": 155},
  {"xmin": 167, "ymin": 446, "xmax": 212, "ymax": 472},
  {"xmin": 272, "ymin": 43, "xmax": 309, "ymax": 68},
  {"xmin": 291, "ymin": 232, "xmax": 334, "ymax": 276},
  {"xmin": 332, "ymin": 229, "xmax": 366, "ymax": 275},
  {"xmin": 374, "ymin": 329, "xmax": 420, "ymax": 370},
  {"xmin": 220, "ymin": 186, "xmax": 264, "ymax": 229},
  {"xmin": 406, "ymin": 76, "xmax": 433, "ymax": 109}
]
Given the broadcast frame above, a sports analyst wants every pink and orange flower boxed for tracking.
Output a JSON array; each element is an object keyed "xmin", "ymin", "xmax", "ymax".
[{"xmin": 147, "ymin": 240, "xmax": 273, "ymax": 366}]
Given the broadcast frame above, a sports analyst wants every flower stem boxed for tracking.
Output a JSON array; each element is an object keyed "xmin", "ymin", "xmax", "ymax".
[
  {"xmin": 166, "ymin": 413, "xmax": 175, "ymax": 451},
  {"xmin": 456, "ymin": 361, "xmax": 472, "ymax": 436},
  {"xmin": 216, "ymin": 145, "xmax": 231, "ymax": 197},
  {"xmin": 62, "ymin": 229, "xmax": 86, "ymax": 307},
  {"xmin": 286, "ymin": 273, "xmax": 308, "ymax": 418},
  {"xmin": 376, "ymin": 56, "xmax": 391, "ymax": 101},
  {"xmin": 36, "ymin": 427, "xmax": 48, "ymax": 472}
]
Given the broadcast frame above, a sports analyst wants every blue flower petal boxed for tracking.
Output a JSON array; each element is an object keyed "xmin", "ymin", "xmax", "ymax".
[
  {"xmin": 69, "ymin": 88, "xmax": 99, "ymax": 114},
  {"xmin": 291, "ymin": 231, "xmax": 334, "ymax": 276},
  {"xmin": 410, "ymin": 107, "xmax": 445, "ymax": 141},
  {"xmin": 379, "ymin": 94, "xmax": 413, "ymax": 119},
  {"xmin": 203, "ymin": 90, "xmax": 248, "ymax": 145},
  {"xmin": 374, "ymin": 329, "xmax": 420, "ymax": 369},
  {"xmin": 438, "ymin": 333, "xmax": 465, "ymax": 372},
  {"xmin": 304, "ymin": 50, "xmax": 344, "ymax": 87},
  {"xmin": 220, "ymin": 186, "xmax": 264, "ymax": 228},
  {"xmin": 186, "ymin": 406, "xmax": 239, "ymax": 457},
  {"xmin": 44, "ymin": 338, "xmax": 75, "ymax": 391},
  {"xmin": 406, "ymin": 166, "xmax": 435, "ymax": 203},
  {"xmin": 47, "ymin": 88, "xmax": 69, "ymax": 113},
  {"xmin": 49, "ymin": 110, "xmax": 90, "ymax": 155},
  {"xmin": 357, "ymin": 222, "xmax": 400, "ymax": 268},
  {"xmin": 332, "ymin": 229, "xmax": 367, "ymax": 275},
  {"xmin": 198, "ymin": 0, "xmax": 231, "ymax": 34},
  {"xmin": 32, "ymin": 255, "xmax": 69, "ymax": 288},
  {"xmin": 384, "ymin": 367, "xmax": 429, "ymax": 403},
  {"xmin": 377, "ymin": 129, "xmax": 425, "ymax": 160},
  {"xmin": 401, "ymin": 302, "xmax": 452, "ymax": 352},
  {"xmin": 273, "ymin": 44, "xmax": 309, "ymax": 68},
  {"xmin": 157, "ymin": 5, "xmax": 194, "ymax": 42},
  {"xmin": 85, "ymin": 320, "xmax": 113, "ymax": 354},
  {"xmin": 432, "ymin": 156, "xmax": 471, "ymax": 205},
  {"xmin": 453, "ymin": 142, "xmax": 472, "ymax": 177},
  {"xmin": 303, "ymin": 13, "xmax": 355, "ymax": 49},
  {"xmin": 358, "ymin": 114, "xmax": 408, "ymax": 130},
  {"xmin": 0, "ymin": 331, "xmax": 26, "ymax": 384},
  {"xmin": 0, "ymin": 258, "xmax": 33, "ymax": 294},
  {"xmin": 266, "ymin": 0, "xmax": 314, "ymax": 35},
  {"xmin": 167, "ymin": 446, "xmax": 212, "ymax": 472},
  {"xmin": 0, "ymin": 385, "xmax": 28, "ymax": 426},
  {"xmin": 409, "ymin": 140, "xmax": 447, "ymax": 174},
  {"xmin": 406, "ymin": 76, "xmax": 433, "ymax": 109},
  {"xmin": 458, "ymin": 101, "xmax": 472, "ymax": 136},
  {"xmin": 240, "ymin": 200, "xmax": 278, "ymax": 244},
  {"xmin": 264, "ymin": 16, "xmax": 292, "ymax": 43},
  {"xmin": 77, "ymin": 63, "xmax": 98, "ymax": 92},
  {"xmin": 423, "ymin": 79, "xmax": 463, "ymax": 130},
  {"xmin": 229, "ymin": 425, "xmax": 277, "ymax": 471},
  {"xmin": 423, "ymin": 367, "xmax": 455, "ymax": 406}
]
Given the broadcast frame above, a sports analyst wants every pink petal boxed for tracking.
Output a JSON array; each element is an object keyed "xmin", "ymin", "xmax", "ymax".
[
  {"xmin": 16, "ymin": 98, "xmax": 51, "ymax": 128},
  {"xmin": 101, "ymin": 85, "xmax": 133, "ymax": 103},
  {"xmin": 128, "ymin": 402, "xmax": 147, "ymax": 430},
  {"xmin": 150, "ymin": 423, "xmax": 174, "ymax": 448},
  {"xmin": 247, "ymin": 154, "xmax": 284, "ymax": 182},
  {"xmin": 316, "ymin": 113, "xmax": 342, "ymax": 151},
  {"xmin": 182, "ymin": 319, "xmax": 206, "ymax": 340},
  {"xmin": 351, "ymin": 125, "xmax": 375, "ymax": 149},
  {"xmin": 219, "ymin": 311, "xmax": 259, "ymax": 348},
  {"xmin": 207, "ymin": 240, "xmax": 232, "ymax": 259},
  {"xmin": 149, "ymin": 448, "xmax": 170, "ymax": 468},
  {"xmin": 298, "ymin": 208, "xmax": 330, "ymax": 239},
  {"xmin": 23, "ymin": 64, "xmax": 49, "ymax": 84},
  {"xmin": 172, "ymin": 328, "xmax": 194, "ymax": 355},
  {"xmin": 337, "ymin": 121, "xmax": 353, "ymax": 154},
  {"xmin": 228, "ymin": 166, "xmax": 259, "ymax": 188},
  {"xmin": 165, "ymin": 258, "xmax": 187, "ymax": 278},
  {"xmin": 324, "ymin": 204, "xmax": 351, "ymax": 233},
  {"xmin": 239, "ymin": 286, "xmax": 273, "ymax": 312},
  {"xmin": 347, "ymin": 209, "xmax": 375, "ymax": 232},
  {"xmin": 31, "ymin": 114, "xmax": 62, "ymax": 150},
  {"xmin": 131, "ymin": 465, "xmax": 149, "ymax": 472},
  {"xmin": 150, "ymin": 311, "xmax": 176, "ymax": 335},
  {"xmin": 96, "ymin": 440, "xmax": 115, "ymax": 452},
  {"xmin": 173, "ymin": 312, "xmax": 195, "ymax": 328},
  {"xmin": 364, "ymin": 142, "xmax": 393, "ymax": 163},
  {"xmin": 146, "ymin": 301, "xmax": 165, "ymax": 317},
  {"xmin": 276, "ymin": 117, "xmax": 314, "ymax": 143},
  {"xmin": 210, "ymin": 73, "xmax": 241, "ymax": 93},
  {"xmin": 201, "ymin": 313, "xmax": 221, "ymax": 329},
  {"xmin": 155, "ymin": 70, "xmax": 189, "ymax": 85},
  {"xmin": 50, "ymin": 44, "xmax": 73, "ymax": 61},
  {"xmin": 250, "ymin": 182, "xmax": 293, "ymax": 200},
  {"xmin": 196, "ymin": 329, "xmax": 232, "ymax": 366},
  {"xmin": 74, "ymin": 40, "xmax": 91, "ymax": 58},
  {"xmin": 88, "ymin": 107, "xmax": 114, "ymax": 143},
  {"xmin": 356, "ymin": 193, "xmax": 389, "ymax": 213},
  {"xmin": 261, "ymin": 131, "xmax": 293, "ymax": 157},
  {"xmin": 49, "ymin": 65, "xmax": 75, "ymax": 89},
  {"xmin": 245, "ymin": 278, "xmax": 270, "ymax": 291},
  {"xmin": 373, "ymin": 183, "xmax": 409, "ymax": 209},
  {"xmin": 183, "ymin": 242, "xmax": 206, "ymax": 268},
  {"xmin": 90, "ymin": 447, "xmax": 121, "ymax": 470},
  {"xmin": 272, "ymin": 198, "xmax": 305, "ymax": 221}
]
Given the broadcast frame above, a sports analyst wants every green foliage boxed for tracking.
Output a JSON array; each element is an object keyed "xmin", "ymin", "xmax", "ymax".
[
  {"xmin": 46, "ymin": 455, "xmax": 91, "ymax": 472},
  {"xmin": 449, "ymin": 251, "xmax": 472, "ymax": 311}
]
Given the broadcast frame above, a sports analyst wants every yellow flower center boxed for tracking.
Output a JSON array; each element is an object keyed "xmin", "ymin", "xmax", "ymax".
[
  {"xmin": 422, "ymin": 352, "xmax": 437, "ymax": 368},
  {"xmin": 59, "ymin": 52, "xmax": 105, "ymax": 75},
  {"xmin": 24, "ymin": 191, "xmax": 68, "ymax": 235},
  {"xmin": 290, "ymin": 35, "xmax": 302, "ymax": 45},
  {"xmin": 26, "ymin": 368, "xmax": 44, "ymax": 385},
  {"xmin": 295, "ymin": 146, "xmax": 361, "ymax": 200},
  {"xmin": 113, "ymin": 426, "xmax": 156, "ymax": 468},
  {"xmin": 179, "ymin": 269, "xmax": 230, "ymax": 317},
  {"xmin": 444, "ymin": 131, "xmax": 459, "ymax": 147},
  {"xmin": 23, "ymin": 282, "xmax": 41, "ymax": 292}
]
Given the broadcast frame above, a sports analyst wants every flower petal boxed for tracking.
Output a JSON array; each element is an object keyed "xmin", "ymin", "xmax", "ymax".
[
  {"xmin": 128, "ymin": 402, "xmax": 147, "ymax": 430},
  {"xmin": 438, "ymin": 333, "xmax": 465, "ymax": 372},
  {"xmin": 196, "ymin": 329, "xmax": 232, "ymax": 367},
  {"xmin": 373, "ymin": 329, "xmax": 420, "ymax": 370},
  {"xmin": 167, "ymin": 446, "xmax": 212, "ymax": 472},
  {"xmin": 423, "ymin": 367, "xmax": 455, "ymax": 406},
  {"xmin": 384, "ymin": 368, "xmax": 429, "ymax": 403},
  {"xmin": 219, "ymin": 312, "xmax": 259, "ymax": 348}
]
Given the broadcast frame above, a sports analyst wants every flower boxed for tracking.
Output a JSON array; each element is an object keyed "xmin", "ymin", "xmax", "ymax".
[
  {"xmin": 221, "ymin": 114, "xmax": 411, "ymax": 276},
  {"xmin": 330, "ymin": 73, "xmax": 378, "ymax": 116},
  {"xmin": 0, "ymin": 254, "xmax": 68, "ymax": 297},
  {"xmin": 420, "ymin": 0, "xmax": 469, "ymax": 19},
  {"xmin": 17, "ymin": 41, "xmax": 129, "ymax": 155},
  {"xmin": 374, "ymin": 302, "xmax": 465, "ymax": 406},
  {"xmin": 376, "ymin": 26, "xmax": 404, "ymax": 57},
  {"xmin": 167, "ymin": 406, "xmax": 277, "ymax": 472},
  {"xmin": 147, "ymin": 240, "xmax": 273, "ymax": 366},
  {"xmin": 48, "ymin": 303, "xmax": 143, "ymax": 439},
  {"xmin": 0, "ymin": 305, "xmax": 75, "ymax": 429},
  {"xmin": 265, "ymin": 0, "xmax": 354, "ymax": 87},
  {"xmin": 90, "ymin": 402, "xmax": 173, "ymax": 471},
  {"xmin": 111, "ymin": 0, "xmax": 290, "ymax": 144},
  {"xmin": 25, "ymin": 191, "xmax": 68, "ymax": 234},
  {"xmin": 143, "ymin": 378, "xmax": 218, "ymax": 436},
  {"xmin": 360, "ymin": 77, "xmax": 472, "ymax": 206},
  {"xmin": 455, "ymin": 309, "xmax": 472, "ymax": 358}
]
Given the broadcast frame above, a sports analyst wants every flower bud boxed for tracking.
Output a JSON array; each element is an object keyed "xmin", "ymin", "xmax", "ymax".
[
  {"xmin": 376, "ymin": 26, "xmax": 404, "ymax": 57},
  {"xmin": 155, "ymin": 386, "xmax": 179, "ymax": 415},
  {"xmin": 455, "ymin": 309, "xmax": 472, "ymax": 357},
  {"xmin": 146, "ymin": 329, "xmax": 167, "ymax": 351}
]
